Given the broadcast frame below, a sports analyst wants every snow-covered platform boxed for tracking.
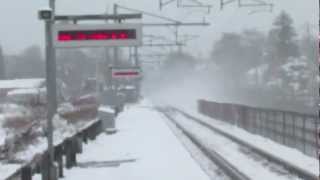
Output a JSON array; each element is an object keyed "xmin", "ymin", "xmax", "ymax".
[{"xmin": 35, "ymin": 101, "xmax": 210, "ymax": 180}]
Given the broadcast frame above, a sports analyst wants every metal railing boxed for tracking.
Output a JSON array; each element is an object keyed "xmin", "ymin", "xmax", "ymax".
[
  {"xmin": 198, "ymin": 99, "xmax": 318, "ymax": 158},
  {"xmin": 5, "ymin": 119, "xmax": 104, "ymax": 180}
]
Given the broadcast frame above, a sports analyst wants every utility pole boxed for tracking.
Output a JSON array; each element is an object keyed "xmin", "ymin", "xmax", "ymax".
[
  {"xmin": 113, "ymin": 4, "xmax": 119, "ymax": 67},
  {"xmin": 318, "ymin": 1, "xmax": 320, "ymax": 179},
  {"xmin": 45, "ymin": 0, "xmax": 57, "ymax": 179},
  {"xmin": 113, "ymin": 4, "xmax": 121, "ymax": 108},
  {"xmin": 112, "ymin": 4, "xmax": 119, "ymax": 96}
]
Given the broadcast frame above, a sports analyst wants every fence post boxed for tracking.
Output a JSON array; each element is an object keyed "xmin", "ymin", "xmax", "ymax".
[
  {"xmin": 21, "ymin": 166, "xmax": 32, "ymax": 180},
  {"xmin": 35, "ymin": 162, "xmax": 41, "ymax": 174},
  {"xmin": 302, "ymin": 117, "xmax": 306, "ymax": 154},
  {"xmin": 82, "ymin": 130, "xmax": 88, "ymax": 144},
  {"xmin": 258, "ymin": 109, "xmax": 263, "ymax": 135},
  {"xmin": 273, "ymin": 111, "xmax": 277, "ymax": 142},
  {"xmin": 75, "ymin": 136, "xmax": 83, "ymax": 154},
  {"xmin": 71, "ymin": 137, "xmax": 77, "ymax": 166},
  {"xmin": 54, "ymin": 145, "xmax": 64, "ymax": 178},
  {"xmin": 218, "ymin": 103, "xmax": 221, "ymax": 120},
  {"xmin": 265, "ymin": 110, "xmax": 269, "ymax": 138},
  {"xmin": 88, "ymin": 124, "xmax": 96, "ymax": 140},
  {"xmin": 97, "ymin": 120, "xmax": 103, "ymax": 135},
  {"xmin": 65, "ymin": 138, "xmax": 75, "ymax": 169},
  {"xmin": 247, "ymin": 108, "xmax": 252, "ymax": 133},
  {"xmin": 254, "ymin": 109, "xmax": 259, "ymax": 134},
  {"xmin": 41, "ymin": 152, "xmax": 50, "ymax": 180},
  {"xmin": 264, "ymin": 111, "xmax": 270, "ymax": 138},
  {"xmin": 268, "ymin": 111, "xmax": 273, "ymax": 139},
  {"xmin": 292, "ymin": 113, "xmax": 296, "ymax": 148},
  {"xmin": 241, "ymin": 106, "xmax": 247, "ymax": 129},
  {"xmin": 251, "ymin": 109, "xmax": 255, "ymax": 134},
  {"xmin": 282, "ymin": 112, "xmax": 286, "ymax": 145},
  {"xmin": 83, "ymin": 130, "xmax": 88, "ymax": 144}
]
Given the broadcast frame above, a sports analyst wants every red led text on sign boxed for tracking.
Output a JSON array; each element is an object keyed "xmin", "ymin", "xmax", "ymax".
[
  {"xmin": 58, "ymin": 29, "xmax": 136, "ymax": 42},
  {"xmin": 113, "ymin": 72, "xmax": 140, "ymax": 76}
]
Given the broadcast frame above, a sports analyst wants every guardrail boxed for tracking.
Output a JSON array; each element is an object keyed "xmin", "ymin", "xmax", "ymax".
[
  {"xmin": 198, "ymin": 99, "xmax": 318, "ymax": 158},
  {"xmin": 5, "ymin": 119, "xmax": 104, "ymax": 180}
]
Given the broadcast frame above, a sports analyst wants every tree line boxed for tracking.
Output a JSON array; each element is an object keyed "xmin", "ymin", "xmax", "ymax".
[
  {"xmin": 210, "ymin": 11, "xmax": 317, "ymax": 113},
  {"xmin": 0, "ymin": 45, "xmax": 98, "ymax": 97},
  {"xmin": 157, "ymin": 11, "xmax": 317, "ymax": 113},
  {"xmin": 0, "ymin": 10, "xmax": 317, "ymax": 113}
]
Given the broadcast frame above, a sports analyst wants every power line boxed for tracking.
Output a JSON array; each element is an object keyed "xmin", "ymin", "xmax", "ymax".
[
  {"xmin": 220, "ymin": 0, "xmax": 273, "ymax": 13},
  {"xmin": 159, "ymin": 0, "xmax": 212, "ymax": 13}
]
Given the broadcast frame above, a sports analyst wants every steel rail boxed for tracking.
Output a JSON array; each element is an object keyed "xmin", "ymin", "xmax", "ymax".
[
  {"xmin": 159, "ymin": 108, "xmax": 251, "ymax": 180},
  {"xmin": 170, "ymin": 107, "xmax": 318, "ymax": 180}
]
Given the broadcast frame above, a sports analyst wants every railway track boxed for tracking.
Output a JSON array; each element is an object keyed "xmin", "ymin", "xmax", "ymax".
[
  {"xmin": 158, "ymin": 106, "xmax": 317, "ymax": 180},
  {"xmin": 159, "ymin": 108, "xmax": 250, "ymax": 180}
]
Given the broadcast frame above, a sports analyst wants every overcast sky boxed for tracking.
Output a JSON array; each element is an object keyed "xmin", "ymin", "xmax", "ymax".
[{"xmin": 0, "ymin": 0, "xmax": 317, "ymax": 56}]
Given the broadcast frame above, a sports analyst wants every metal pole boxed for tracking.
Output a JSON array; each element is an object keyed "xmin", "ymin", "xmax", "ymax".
[
  {"xmin": 318, "ymin": 10, "xmax": 320, "ymax": 180},
  {"xmin": 134, "ymin": 47, "xmax": 139, "ymax": 66},
  {"xmin": 113, "ymin": 4, "xmax": 119, "ymax": 67},
  {"xmin": 104, "ymin": 7, "xmax": 112, "ymax": 91},
  {"xmin": 45, "ymin": 0, "xmax": 57, "ymax": 179},
  {"xmin": 134, "ymin": 46, "xmax": 141, "ymax": 98},
  {"xmin": 318, "ymin": 1, "xmax": 320, "ymax": 178},
  {"xmin": 111, "ymin": 4, "xmax": 118, "ymax": 94},
  {"xmin": 96, "ymin": 55, "xmax": 100, "ymax": 98}
]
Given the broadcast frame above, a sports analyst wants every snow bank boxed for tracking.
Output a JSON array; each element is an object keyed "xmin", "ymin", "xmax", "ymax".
[
  {"xmin": 15, "ymin": 114, "xmax": 99, "ymax": 162},
  {"xmin": 99, "ymin": 106, "xmax": 115, "ymax": 114},
  {"xmin": 34, "ymin": 103, "xmax": 210, "ymax": 180},
  {"xmin": 7, "ymin": 88, "xmax": 46, "ymax": 105},
  {"xmin": 0, "ymin": 79, "xmax": 45, "ymax": 89},
  {"xmin": 0, "ymin": 163, "xmax": 21, "ymax": 179}
]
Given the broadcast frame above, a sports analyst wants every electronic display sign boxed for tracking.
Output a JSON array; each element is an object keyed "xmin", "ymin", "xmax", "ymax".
[{"xmin": 53, "ymin": 24, "xmax": 142, "ymax": 48}]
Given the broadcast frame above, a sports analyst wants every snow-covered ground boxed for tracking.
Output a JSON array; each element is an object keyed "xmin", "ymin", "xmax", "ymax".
[
  {"xmin": 33, "ymin": 100, "xmax": 211, "ymax": 180},
  {"xmin": 0, "ymin": 104, "xmax": 31, "ymax": 149},
  {"xmin": 170, "ymin": 107, "xmax": 317, "ymax": 176},
  {"xmin": 169, "ymin": 111, "xmax": 305, "ymax": 180},
  {"xmin": 16, "ymin": 115, "xmax": 100, "ymax": 162},
  {"xmin": 144, "ymin": 75, "xmax": 317, "ymax": 177},
  {"xmin": 0, "ymin": 163, "xmax": 21, "ymax": 179},
  {"xmin": 147, "ymin": 92, "xmax": 317, "ymax": 177},
  {"xmin": 1, "ymin": 113, "xmax": 99, "ymax": 180},
  {"xmin": 163, "ymin": 112, "xmax": 229, "ymax": 180}
]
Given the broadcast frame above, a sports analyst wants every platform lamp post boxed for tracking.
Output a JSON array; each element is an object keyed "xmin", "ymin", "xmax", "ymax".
[
  {"xmin": 38, "ymin": 0, "xmax": 57, "ymax": 179},
  {"xmin": 318, "ymin": 1, "xmax": 320, "ymax": 179}
]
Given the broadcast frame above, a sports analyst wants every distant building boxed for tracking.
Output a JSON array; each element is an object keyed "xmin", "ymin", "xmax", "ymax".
[
  {"xmin": 0, "ymin": 78, "xmax": 45, "ymax": 99},
  {"xmin": 0, "ymin": 78, "xmax": 66, "ymax": 105}
]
